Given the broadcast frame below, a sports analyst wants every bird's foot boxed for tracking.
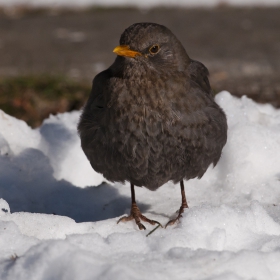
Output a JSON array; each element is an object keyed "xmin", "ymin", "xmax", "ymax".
[
  {"xmin": 165, "ymin": 204, "xmax": 188, "ymax": 228},
  {"xmin": 117, "ymin": 202, "xmax": 162, "ymax": 230}
]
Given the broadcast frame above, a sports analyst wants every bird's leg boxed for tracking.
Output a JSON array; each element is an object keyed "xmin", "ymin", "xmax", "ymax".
[
  {"xmin": 117, "ymin": 183, "xmax": 162, "ymax": 230},
  {"xmin": 165, "ymin": 180, "xmax": 189, "ymax": 228}
]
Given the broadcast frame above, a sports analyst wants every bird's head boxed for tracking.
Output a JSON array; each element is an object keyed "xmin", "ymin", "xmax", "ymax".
[{"xmin": 113, "ymin": 23, "xmax": 190, "ymax": 73}]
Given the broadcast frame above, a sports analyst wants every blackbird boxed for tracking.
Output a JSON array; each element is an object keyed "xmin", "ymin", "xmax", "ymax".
[{"xmin": 78, "ymin": 23, "xmax": 227, "ymax": 230}]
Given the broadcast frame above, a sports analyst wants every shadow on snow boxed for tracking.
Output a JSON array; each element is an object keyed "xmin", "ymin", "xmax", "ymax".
[{"xmin": 0, "ymin": 148, "xmax": 150, "ymax": 223}]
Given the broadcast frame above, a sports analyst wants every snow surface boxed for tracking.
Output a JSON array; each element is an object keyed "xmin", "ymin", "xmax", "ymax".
[
  {"xmin": 1, "ymin": 91, "xmax": 280, "ymax": 279},
  {"xmin": 1, "ymin": 0, "xmax": 280, "ymax": 8}
]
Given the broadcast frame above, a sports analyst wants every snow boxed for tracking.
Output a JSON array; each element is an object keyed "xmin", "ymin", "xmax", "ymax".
[
  {"xmin": 1, "ymin": 0, "xmax": 280, "ymax": 8},
  {"xmin": 1, "ymin": 91, "xmax": 280, "ymax": 279}
]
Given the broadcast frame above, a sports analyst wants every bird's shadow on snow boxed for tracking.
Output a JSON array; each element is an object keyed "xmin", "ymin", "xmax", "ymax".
[{"xmin": 0, "ymin": 148, "xmax": 150, "ymax": 223}]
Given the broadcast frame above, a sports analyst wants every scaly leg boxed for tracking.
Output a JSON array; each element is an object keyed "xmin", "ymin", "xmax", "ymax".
[
  {"xmin": 117, "ymin": 183, "xmax": 162, "ymax": 230},
  {"xmin": 165, "ymin": 180, "xmax": 189, "ymax": 228}
]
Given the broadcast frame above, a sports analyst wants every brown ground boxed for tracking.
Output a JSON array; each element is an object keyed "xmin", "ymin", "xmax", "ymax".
[{"xmin": 0, "ymin": 6, "xmax": 280, "ymax": 125}]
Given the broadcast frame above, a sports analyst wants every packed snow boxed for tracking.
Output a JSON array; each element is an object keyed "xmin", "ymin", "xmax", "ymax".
[
  {"xmin": 1, "ymin": 91, "xmax": 280, "ymax": 280},
  {"xmin": 1, "ymin": 0, "xmax": 280, "ymax": 8}
]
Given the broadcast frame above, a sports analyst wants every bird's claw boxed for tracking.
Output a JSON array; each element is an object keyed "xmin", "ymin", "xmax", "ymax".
[
  {"xmin": 117, "ymin": 215, "xmax": 133, "ymax": 223},
  {"xmin": 137, "ymin": 222, "xmax": 146, "ymax": 230},
  {"xmin": 117, "ymin": 211, "xmax": 162, "ymax": 230},
  {"xmin": 165, "ymin": 206, "xmax": 186, "ymax": 228},
  {"xmin": 165, "ymin": 215, "xmax": 181, "ymax": 228},
  {"xmin": 117, "ymin": 216, "xmax": 147, "ymax": 230}
]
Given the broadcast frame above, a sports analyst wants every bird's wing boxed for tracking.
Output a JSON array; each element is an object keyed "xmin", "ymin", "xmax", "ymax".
[
  {"xmin": 88, "ymin": 69, "xmax": 112, "ymax": 111},
  {"xmin": 187, "ymin": 60, "xmax": 212, "ymax": 95},
  {"xmin": 78, "ymin": 69, "xmax": 111, "ymax": 134}
]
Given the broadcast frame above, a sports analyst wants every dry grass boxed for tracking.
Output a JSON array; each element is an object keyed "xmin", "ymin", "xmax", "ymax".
[{"xmin": 0, "ymin": 75, "xmax": 90, "ymax": 127}]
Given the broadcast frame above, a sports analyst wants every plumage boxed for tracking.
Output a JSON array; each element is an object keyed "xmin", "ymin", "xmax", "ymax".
[{"xmin": 78, "ymin": 23, "xmax": 227, "ymax": 229}]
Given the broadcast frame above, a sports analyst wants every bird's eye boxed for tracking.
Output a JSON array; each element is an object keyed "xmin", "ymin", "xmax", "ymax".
[{"xmin": 149, "ymin": 45, "xmax": 160, "ymax": 54}]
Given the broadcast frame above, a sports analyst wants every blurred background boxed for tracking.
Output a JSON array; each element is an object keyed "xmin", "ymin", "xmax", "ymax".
[{"xmin": 0, "ymin": 0, "xmax": 280, "ymax": 127}]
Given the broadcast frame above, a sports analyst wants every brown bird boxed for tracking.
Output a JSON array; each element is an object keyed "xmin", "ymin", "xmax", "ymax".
[{"xmin": 78, "ymin": 23, "xmax": 227, "ymax": 230}]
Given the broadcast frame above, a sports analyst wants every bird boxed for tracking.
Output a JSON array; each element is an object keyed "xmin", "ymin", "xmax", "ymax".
[{"xmin": 78, "ymin": 22, "xmax": 227, "ymax": 230}]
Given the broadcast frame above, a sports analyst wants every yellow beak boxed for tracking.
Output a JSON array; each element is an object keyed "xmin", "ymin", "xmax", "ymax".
[{"xmin": 113, "ymin": 45, "xmax": 141, "ymax": 58}]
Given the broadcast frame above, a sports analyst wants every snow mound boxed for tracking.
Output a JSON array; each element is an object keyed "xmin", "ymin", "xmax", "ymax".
[{"xmin": 1, "ymin": 91, "xmax": 280, "ymax": 280}]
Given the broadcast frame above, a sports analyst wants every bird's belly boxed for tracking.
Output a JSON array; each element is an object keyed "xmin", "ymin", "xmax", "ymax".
[
  {"xmin": 88, "ymin": 120, "xmax": 202, "ymax": 190},
  {"xmin": 102, "ymin": 130, "xmax": 184, "ymax": 188},
  {"xmin": 84, "ymin": 102, "xmax": 226, "ymax": 190}
]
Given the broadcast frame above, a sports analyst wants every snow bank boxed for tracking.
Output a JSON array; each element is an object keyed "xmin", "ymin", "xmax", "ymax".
[
  {"xmin": 1, "ymin": 0, "xmax": 280, "ymax": 8},
  {"xmin": 1, "ymin": 91, "xmax": 280, "ymax": 279}
]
